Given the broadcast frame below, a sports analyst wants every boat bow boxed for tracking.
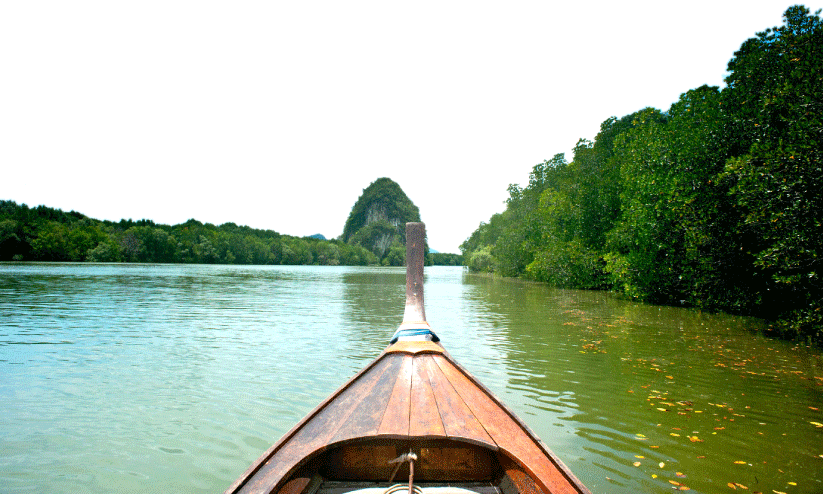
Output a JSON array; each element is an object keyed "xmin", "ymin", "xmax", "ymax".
[{"xmin": 225, "ymin": 223, "xmax": 590, "ymax": 494}]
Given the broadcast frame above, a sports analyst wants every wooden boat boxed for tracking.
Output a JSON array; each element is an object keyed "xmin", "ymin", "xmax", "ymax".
[{"xmin": 225, "ymin": 223, "xmax": 590, "ymax": 494}]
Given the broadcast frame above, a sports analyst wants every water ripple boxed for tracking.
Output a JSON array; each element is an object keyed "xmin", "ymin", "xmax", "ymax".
[{"xmin": 1, "ymin": 265, "xmax": 821, "ymax": 494}]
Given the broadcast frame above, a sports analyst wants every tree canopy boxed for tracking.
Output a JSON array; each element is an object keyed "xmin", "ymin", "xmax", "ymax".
[
  {"xmin": 461, "ymin": 6, "xmax": 822, "ymax": 344},
  {"xmin": 0, "ymin": 200, "xmax": 379, "ymax": 266}
]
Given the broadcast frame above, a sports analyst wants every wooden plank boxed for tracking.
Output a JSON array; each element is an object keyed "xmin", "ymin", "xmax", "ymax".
[
  {"xmin": 409, "ymin": 355, "xmax": 446, "ymax": 438},
  {"xmin": 417, "ymin": 444, "xmax": 497, "ymax": 481},
  {"xmin": 419, "ymin": 356, "xmax": 496, "ymax": 449},
  {"xmin": 377, "ymin": 354, "xmax": 413, "ymax": 436},
  {"xmin": 498, "ymin": 455, "xmax": 543, "ymax": 494},
  {"xmin": 385, "ymin": 340, "xmax": 444, "ymax": 355},
  {"xmin": 319, "ymin": 444, "xmax": 398, "ymax": 480},
  {"xmin": 237, "ymin": 356, "xmax": 396, "ymax": 494},
  {"xmin": 276, "ymin": 476, "xmax": 311, "ymax": 494},
  {"xmin": 329, "ymin": 354, "xmax": 405, "ymax": 444},
  {"xmin": 431, "ymin": 354, "xmax": 588, "ymax": 494}
]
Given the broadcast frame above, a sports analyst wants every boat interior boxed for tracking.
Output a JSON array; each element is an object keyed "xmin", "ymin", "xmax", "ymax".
[{"xmin": 277, "ymin": 438, "xmax": 544, "ymax": 494}]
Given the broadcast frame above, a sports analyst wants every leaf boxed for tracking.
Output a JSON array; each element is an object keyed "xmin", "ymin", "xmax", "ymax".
[
  {"xmin": 633, "ymin": 461, "xmax": 641, "ymax": 467},
  {"xmin": 659, "ymin": 462, "xmax": 665, "ymax": 468},
  {"xmin": 670, "ymin": 480, "xmax": 683, "ymax": 486},
  {"xmin": 734, "ymin": 460, "xmax": 747, "ymax": 464},
  {"xmin": 734, "ymin": 483, "xmax": 748, "ymax": 490},
  {"xmin": 729, "ymin": 483, "xmax": 737, "ymax": 490},
  {"xmin": 811, "ymin": 421, "xmax": 823, "ymax": 427}
]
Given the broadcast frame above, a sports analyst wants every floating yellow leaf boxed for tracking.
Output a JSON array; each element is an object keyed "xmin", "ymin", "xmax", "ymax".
[
  {"xmin": 671, "ymin": 433, "xmax": 681, "ymax": 437},
  {"xmin": 676, "ymin": 472, "xmax": 686, "ymax": 477},
  {"xmin": 734, "ymin": 483, "xmax": 748, "ymax": 490},
  {"xmin": 659, "ymin": 462, "xmax": 665, "ymax": 468},
  {"xmin": 773, "ymin": 491, "xmax": 787, "ymax": 494},
  {"xmin": 670, "ymin": 480, "xmax": 682, "ymax": 486},
  {"xmin": 729, "ymin": 483, "xmax": 737, "ymax": 490},
  {"xmin": 680, "ymin": 487, "xmax": 691, "ymax": 491},
  {"xmin": 787, "ymin": 482, "xmax": 796, "ymax": 486},
  {"xmin": 688, "ymin": 436, "xmax": 703, "ymax": 442},
  {"xmin": 633, "ymin": 461, "xmax": 641, "ymax": 467},
  {"xmin": 734, "ymin": 460, "xmax": 747, "ymax": 464},
  {"xmin": 635, "ymin": 455, "xmax": 645, "ymax": 459},
  {"xmin": 811, "ymin": 421, "xmax": 823, "ymax": 428},
  {"xmin": 651, "ymin": 474, "xmax": 657, "ymax": 479}
]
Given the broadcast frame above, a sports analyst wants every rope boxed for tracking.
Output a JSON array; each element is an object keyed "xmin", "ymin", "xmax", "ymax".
[
  {"xmin": 386, "ymin": 452, "xmax": 419, "ymax": 494},
  {"xmin": 384, "ymin": 485, "xmax": 423, "ymax": 494}
]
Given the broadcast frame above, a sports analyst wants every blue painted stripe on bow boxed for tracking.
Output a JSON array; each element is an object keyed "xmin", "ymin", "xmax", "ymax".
[{"xmin": 390, "ymin": 327, "xmax": 440, "ymax": 344}]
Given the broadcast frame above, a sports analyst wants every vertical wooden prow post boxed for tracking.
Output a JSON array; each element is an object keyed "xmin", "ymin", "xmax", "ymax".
[
  {"xmin": 391, "ymin": 222, "xmax": 437, "ymax": 344},
  {"xmin": 403, "ymin": 222, "xmax": 426, "ymax": 324}
]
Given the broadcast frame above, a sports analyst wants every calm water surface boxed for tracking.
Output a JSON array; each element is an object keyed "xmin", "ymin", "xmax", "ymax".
[{"xmin": 0, "ymin": 264, "xmax": 820, "ymax": 493}]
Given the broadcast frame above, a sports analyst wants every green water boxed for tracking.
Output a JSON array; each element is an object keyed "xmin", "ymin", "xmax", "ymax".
[{"xmin": 0, "ymin": 264, "xmax": 820, "ymax": 493}]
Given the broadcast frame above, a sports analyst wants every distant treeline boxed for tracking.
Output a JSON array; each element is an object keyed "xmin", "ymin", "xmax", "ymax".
[
  {"xmin": 0, "ymin": 200, "xmax": 459, "ymax": 267},
  {"xmin": 429, "ymin": 253, "xmax": 463, "ymax": 266},
  {"xmin": 461, "ymin": 6, "xmax": 822, "ymax": 343}
]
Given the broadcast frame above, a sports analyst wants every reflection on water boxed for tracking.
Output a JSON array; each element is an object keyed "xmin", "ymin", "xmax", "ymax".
[{"xmin": 0, "ymin": 264, "xmax": 821, "ymax": 493}]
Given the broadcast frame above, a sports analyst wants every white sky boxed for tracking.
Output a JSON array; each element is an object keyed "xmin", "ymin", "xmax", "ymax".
[{"xmin": 1, "ymin": 1, "xmax": 817, "ymax": 253}]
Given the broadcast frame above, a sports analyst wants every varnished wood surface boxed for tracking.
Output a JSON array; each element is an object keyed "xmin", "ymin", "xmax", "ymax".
[
  {"xmin": 228, "ymin": 341, "xmax": 589, "ymax": 494},
  {"xmin": 384, "ymin": 339, "xmax": 443, "ymax": 355}
]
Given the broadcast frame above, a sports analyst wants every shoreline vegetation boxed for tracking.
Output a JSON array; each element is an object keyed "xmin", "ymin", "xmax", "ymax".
[
  {"xmin": 0, "ymin": 200, "xmax": 462, "ymax": 268},
  {"xmin": 460, "ymin": 6, "xmax": 821, "ymax": 345}
]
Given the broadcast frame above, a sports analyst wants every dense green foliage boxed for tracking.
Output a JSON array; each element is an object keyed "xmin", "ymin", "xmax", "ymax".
[
  {"xmin": 429, "ymin": 253, "xmax": 463, "ymax": 266},
  {"xmin": 342, "ymin": 178, "xmax": 422, "ymax": 265},
  {"xmin": 461, "ymin": 6, "xmax": 822, "ymax": 343},
  {"xmin": 0, "ymin": 200, "xmax": 379, "ymax": 266}
]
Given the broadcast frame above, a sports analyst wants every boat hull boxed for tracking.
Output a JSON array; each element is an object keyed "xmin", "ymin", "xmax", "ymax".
[{"xmin": 226, "ymin": 341, "xmax": 589, "ymax": 494}]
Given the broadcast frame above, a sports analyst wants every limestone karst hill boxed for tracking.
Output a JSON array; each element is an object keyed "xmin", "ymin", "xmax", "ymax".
[{"xmin": 342, "ymin": 178, "xmax": 422, "ymax": 265}]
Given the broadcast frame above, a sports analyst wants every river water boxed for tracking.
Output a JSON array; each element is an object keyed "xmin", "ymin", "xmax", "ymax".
[{"xmin": 0, "ymin": 264, "xmax": 820, "ymax": 493}]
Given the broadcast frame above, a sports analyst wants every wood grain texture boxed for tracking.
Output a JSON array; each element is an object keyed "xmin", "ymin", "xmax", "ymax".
[
  {"xmin": 328, "ymin": 355, "xmax": 404, "ymax": 444},
  {"xmin": 385, "ymin": 340, "xmax": 444, "ymax": 355},
  {"xmin": 431, "ymin": 354, "xmax": 588, "ymax": 494},
  {"xmin": 409, "ymin": 355, "xmax": 447, "ymax": 438},
  {"xmin": 419, "ymin": 356, "xmax": 496, "ymax": 449},
  {"xmin": 498, "ymin": 455, "xmax": 543, "ymax": 494},
  {"xmin": 229, "ymin": 341, "xmax": 590, "ymax": 494},
  {"xmin": 275, "ymin": 476, "xmax": 311, "ymax": 494},
  {"xmin": 377, "ymin": 355, "xmax": 413, "ymax": 437}
]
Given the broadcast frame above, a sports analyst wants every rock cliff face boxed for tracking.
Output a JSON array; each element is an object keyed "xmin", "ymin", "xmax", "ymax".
[{"xmin": 342, "ymin": 178, "xmax": 421, "ymax": 261}]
